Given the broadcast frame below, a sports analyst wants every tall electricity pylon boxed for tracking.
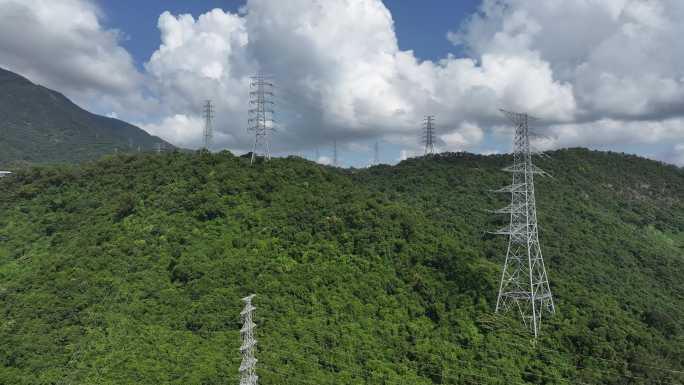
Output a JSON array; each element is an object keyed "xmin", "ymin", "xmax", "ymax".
[
  {"xmin": 373, "ymin": 140, "xmax": 380, "ymax": 166},
  {"xmin": 333, "ymin": 139, "xmax": 338, "ymax": 167},
  {"xmin": 203, "ymin": 100, "xmax": 214, "ymax": 150},
  {"xmin": 248, "ymin": 73, "xmax": 275, "ymax": 164},
  {"xmin": 423, "ymin": 115, "xmax": 436, "ymax": 155},
  {"xmin": 239, "ymin": 294, "xmax": 258, "ymax": 385},
  {"xmin": 492, "ymin": 109, "xmax": 555, "ymax": 338}
]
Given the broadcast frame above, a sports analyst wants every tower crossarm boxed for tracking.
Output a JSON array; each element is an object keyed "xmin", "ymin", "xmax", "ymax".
[
  {"xmin": 502, "ymin": 163, "xmax": 550, "ymax": 176},
  {"xmin": 240, "ymin": 339, "xmax": 257, "ymax": 352},
  {"xmin": 239, "ymin": 357, "xmax": 258, "ymax": 372},
  {"xmin": 489, "ymin": 224, "xmax": 527, "ymax": 236},
  {"xmin": 499, "ymin": 291, "xmax": 533, "ymax": 300},
  {"xmin": 240, "ymin": 320, "xmax": 256, "ymax": 333},
  {"xmin": 240, "ymin": 304, "xmax": 256, "ymax": 315},
  {"xmin": 491, "ymin": 183, "xmax": 526, "ymax": 193},
  {"xmin": 500, "ymin": 108, "xmax": 539, "ymax": 125},
  {"xmin": 488, "ymin": 203, "xmax": 526, "ymax": 214}
]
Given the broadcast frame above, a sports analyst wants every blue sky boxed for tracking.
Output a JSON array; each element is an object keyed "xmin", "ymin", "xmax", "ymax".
[
  {"xmin": 99, "ymin": 0, "xmax": 479, "ymax": 65},
  {"xmin": 97, "ymin": 0, "xmax": 245, "ymax": 70},
  {"xmin": 2, "ymin": 0, "xmax": 683, "ymax": 166},
  {"xmin": 93, "ymin": 0, "xmax": 484, "ymax": 166}
]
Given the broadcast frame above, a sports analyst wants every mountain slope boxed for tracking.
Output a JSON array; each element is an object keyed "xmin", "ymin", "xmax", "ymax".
[
  {"xmin": 0, "ymin": 67, "xmax": 171, "ymax": 166},
  {"xmin": 0, "ymin": 149, "xmax": 682, "ymax": 384}
]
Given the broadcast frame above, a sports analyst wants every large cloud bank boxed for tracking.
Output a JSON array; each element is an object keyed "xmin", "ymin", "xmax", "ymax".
[{"xmin": 1, "ymin": 0, "xmax": 683, "ymax": 164}]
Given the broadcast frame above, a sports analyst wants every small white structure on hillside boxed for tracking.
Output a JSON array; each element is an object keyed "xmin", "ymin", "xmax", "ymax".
[{"xmin": 0, "ymin": 171, "xmax": 11, "ymax": 177}]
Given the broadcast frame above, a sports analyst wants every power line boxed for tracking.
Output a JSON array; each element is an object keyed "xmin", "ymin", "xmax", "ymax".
[{"xmin": 490, "ymin": 109, "xmax": 555, "ymax": 339}]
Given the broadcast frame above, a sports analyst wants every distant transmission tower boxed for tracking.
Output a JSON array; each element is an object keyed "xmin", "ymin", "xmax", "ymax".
[
  {"xmin": 491, "ymin": 109, "xmax": 555, "ymax": 338},
  {"xmin": 239, "ymin": 294, "xmax": 258, "ymax": 385},
  {"xmin": 248, "ymin": 73, "xmax": 275, "ymax": 164},
  {"xmin": 333, "ymin": 140, "xmax": 338, "ymax": 167},
  {"xmin": 423, "ymin": 115, "xmax": 436, "ymax": 155},
  {"xmin": 203, "ymin": 100, "xmax": 214, "ymax": 150},
  {"xmin": 373, "ymin": 140, "xmax": 380, "ymax": 166}
]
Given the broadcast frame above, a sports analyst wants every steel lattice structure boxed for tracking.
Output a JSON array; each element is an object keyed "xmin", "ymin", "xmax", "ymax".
[
  {"xmin": 203, "ymin": 100, "xmax": 214, "ymax": 150},
  {"xmin": 248, "ymin": 73, "xmax": 275, "ymax": 164},
  {"xmin": 373, "ymin": 140, "xmax": 380, "ymax": 166},
  {"xmin": 333, "ymin": 139, "xmax": 338, "ymax": 167},
  {"xmin": 423, "ymin": 115, "xmax": 436, "ymax": 155},
  {"xmin": 239, "ymin": 294, "xmax": 258, "ymax": 385},
  {"xmin": 492, "ymin": 109, "xmax": 555, "ymax": 338},
  {"xmin": 154, "ymin": 142, "xmax": 165, "ymax": 154}
]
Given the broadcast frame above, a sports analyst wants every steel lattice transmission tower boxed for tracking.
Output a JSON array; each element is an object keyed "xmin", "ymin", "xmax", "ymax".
[
  {"xmin": 203, "ymin": 100, "xmax": 214, "ymax": 150},
  {"xmin": 373, "ymin": 140, "xmax": 380, "ymax": 166},
  {"xmin": 492, "ymin": 109, "xmax": 555, "ymax": 338},
  {"xmin": 423, "ymin": 115, "xmax": 436, "ymax": 155},
  {"xmin": 239, "ymin": 294, "xmax": 258, "ymax": 385},
  {"xmin": 248, "ymin": 73, "xmax": 275, "ymax": 164},
  {"xmin": 155, "ymin": 142, "xmax": 165, "ymax": 154},
  {"xmin": 333, "ymin": 139, "xmax": 338, "ymax": 167}
]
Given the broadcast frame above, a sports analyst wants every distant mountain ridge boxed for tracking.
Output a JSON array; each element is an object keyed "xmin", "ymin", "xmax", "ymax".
[{"xmin": 0, "ymin": 67, "xmax": 172, "ymax": 166}]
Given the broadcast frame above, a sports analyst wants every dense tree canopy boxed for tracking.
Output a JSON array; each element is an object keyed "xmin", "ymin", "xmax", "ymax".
[{"xmin": 0, "ymin": 148, "xmax": 682, "ymax": 384}]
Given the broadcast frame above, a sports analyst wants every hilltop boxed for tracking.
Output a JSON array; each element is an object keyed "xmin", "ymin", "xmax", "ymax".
[
  {"xmin": 0, "ymin": 148, "xmax": 682, "ymax": 384},
  {"xmin": 0, "ymin": 67, "xmax": 171, "ymax": 166}
]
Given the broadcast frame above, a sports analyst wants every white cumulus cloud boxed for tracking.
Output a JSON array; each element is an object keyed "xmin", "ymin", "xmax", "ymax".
[
  {"xmin": 127, "ymin": 0, "xmax": 578, "ymax": 155},
  {"xmin": 2, "ymin": 0, "xmax": 684, "ymax": 165},
  {"xmin": 452, "ymin": 0, "xmax": 684, "ymax": 122},
  {"xmin": 139, "ymin": 114, "xmax": 205, "ymax": 148},
  {"xmin": 440, "ymin": 122, "xmax": 485, "ymax": 152},
  {"xmin": 0, "ymin": 0, "xmax": 143, "ymax": 105}
]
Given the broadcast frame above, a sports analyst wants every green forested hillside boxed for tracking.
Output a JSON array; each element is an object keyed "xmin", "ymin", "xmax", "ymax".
[
  {"xmin": 0, "ymin": 148, "xmax": 682, "ymax": 384},
  {"xmin": 0, "ymin": 67, "xmax": 172, "ymax": 167}
]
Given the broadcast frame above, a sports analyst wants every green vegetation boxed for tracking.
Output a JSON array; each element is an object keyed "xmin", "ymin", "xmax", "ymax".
[
  {"xmin": 0, "ymin": 67, "xmax": 171, "ymax": 167},
  {"xmin": 0, "ymin": 148, "xmax": 682, "ymax": 384}
]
